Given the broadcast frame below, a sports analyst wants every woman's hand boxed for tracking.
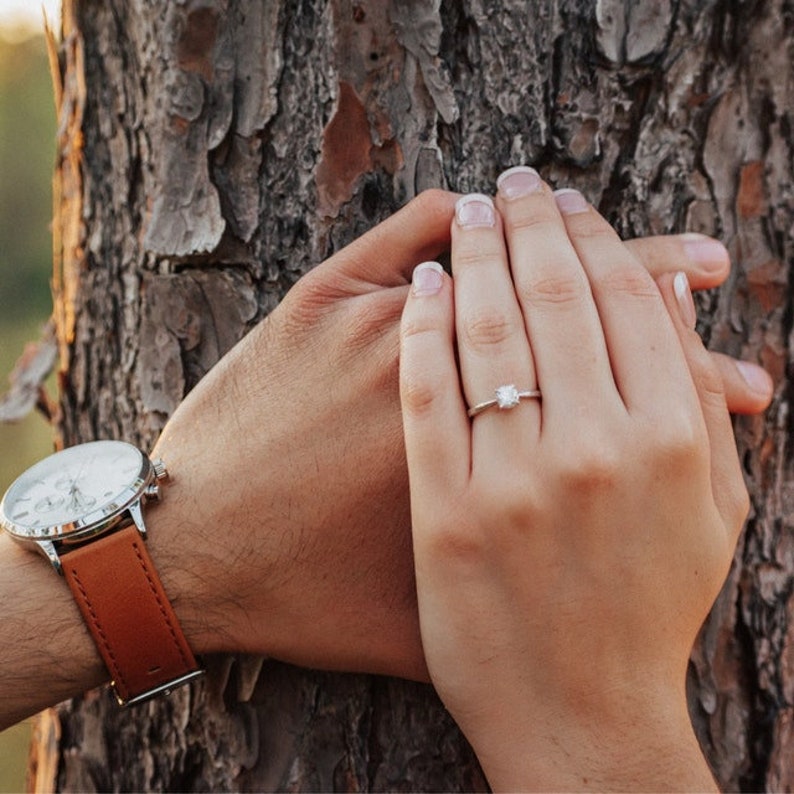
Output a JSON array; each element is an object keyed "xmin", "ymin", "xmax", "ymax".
[{"xmin": 400, "ymin": 169, "xmax": 747, "ymax": 789}]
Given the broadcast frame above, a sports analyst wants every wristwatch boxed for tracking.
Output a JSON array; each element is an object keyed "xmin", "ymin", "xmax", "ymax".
[{"xmin": 0, "ymin": 439, "xmax": 204, "ymax": 706}]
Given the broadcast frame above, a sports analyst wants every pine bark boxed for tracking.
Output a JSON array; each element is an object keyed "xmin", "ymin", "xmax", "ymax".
[{"xmin": 33, "ymin": 0, "xmax": 794, "ymax": 790}]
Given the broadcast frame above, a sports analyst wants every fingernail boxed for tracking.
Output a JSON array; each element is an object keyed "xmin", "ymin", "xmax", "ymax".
[
  {"xmin": 674, "ymin": 271, "xmax": 697, "ymax": 329},
  {"xmin": 554, "ymin": 188, "xmax": 589, "ymax": 215},
  {"xmin": 681, "ymin": 233, "xmax": 729, "ymax": 274},
  {"xmin": 735, "ymin": 360, "xmax": 774, "ymax": 396},
  {"xmin": 496, "ymin": 166, "xmax": 542, "ymax": 199},
  {"xmin": 412, "ymin": 261, "xmax": 445, "ymax": 296},
  {"xmin": 456, "ymin": 194, "xmax": 496, "ymax": 228}
]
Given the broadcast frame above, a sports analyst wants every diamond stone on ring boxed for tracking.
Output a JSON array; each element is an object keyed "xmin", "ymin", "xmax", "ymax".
[{"xmin": 467, "ymin": 384, "xmax": 542, "ymax": 417}]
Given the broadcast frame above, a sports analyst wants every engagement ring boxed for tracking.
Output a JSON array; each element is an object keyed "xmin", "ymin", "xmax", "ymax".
[{"xmin": 467, "ymin": 384, "xmax": 542, "ymax": 418}]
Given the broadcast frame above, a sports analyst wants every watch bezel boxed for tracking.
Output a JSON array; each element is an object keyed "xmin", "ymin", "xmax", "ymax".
[{"xmin": 0, "ymin": 441, "xmax": 153, "ymax": 544}]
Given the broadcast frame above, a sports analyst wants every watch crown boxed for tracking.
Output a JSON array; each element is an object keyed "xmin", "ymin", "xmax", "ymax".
[
  {"xmin": 145, "ymin": 483, "xmax": 162, "ymax": 501},
  {"xmin": 152, "ymin": 459, "xmax": 168, "ymax": 482}
]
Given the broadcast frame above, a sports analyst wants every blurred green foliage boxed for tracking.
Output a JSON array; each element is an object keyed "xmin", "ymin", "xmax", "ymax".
[
  {"xmin": 0, "ymin": 31, "xmax": 55, "ymax": 478},
  {"xmin": 0, "ymin": 29, "xmax": 55, "ymax": 475},
  {"xmin": 0, "ymin": 32, "xmax": 56, "ymax": 793},
  {"xmin": 0, "ymin": 34, "xmax": 55, "ymax": 320}
]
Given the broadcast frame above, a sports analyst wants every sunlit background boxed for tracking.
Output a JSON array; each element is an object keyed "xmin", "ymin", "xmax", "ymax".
[{"xmin": 0, "ymin": 1, "xmax": 61, "ymax": 789}]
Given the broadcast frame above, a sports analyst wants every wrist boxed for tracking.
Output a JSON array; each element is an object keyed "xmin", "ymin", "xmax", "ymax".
[
  {"xmin": 468, "ymin": 687, "xmax": 715, "ymax": 792},
  {"xmin": 142, "ymin": 446, "xmax": 267, "ymax": 659},
  {"xmin": 148, "ymin": 396, "xmax": 303, "ymax": 663}
]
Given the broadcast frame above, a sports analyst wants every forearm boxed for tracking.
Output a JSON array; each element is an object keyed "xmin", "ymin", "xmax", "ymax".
[
  {"xmin": 0, "ymin": 533, "xmax": 106, "ymax": 730},
  {"xmin": 0, "ymin": 389, "xmax": 422, "ymax": 734},
  {"xmin": 0, "ymin": 471, "xmax": 268, "ymax": 731}
]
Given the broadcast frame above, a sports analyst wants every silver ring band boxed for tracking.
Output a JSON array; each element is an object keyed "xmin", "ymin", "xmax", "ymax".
[{"xmin": 468, "ymin": 384, "xmax": 542, "ymax": 418}]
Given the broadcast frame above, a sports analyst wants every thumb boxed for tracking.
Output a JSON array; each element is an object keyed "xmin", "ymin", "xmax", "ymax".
[{"xmin": 317, "ymin": 189, "xmax": 459, "ymax": 289}]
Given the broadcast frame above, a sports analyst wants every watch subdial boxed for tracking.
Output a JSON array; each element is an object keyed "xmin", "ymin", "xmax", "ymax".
[{"xmin": 34, "ymin": 495, "xmax": 66, "ymax": 514}]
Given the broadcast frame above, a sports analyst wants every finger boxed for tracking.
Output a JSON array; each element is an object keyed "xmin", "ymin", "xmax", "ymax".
[
  {"xmin": 660, "ymin": 272, "xmax": 750, "ymax": 536},
  {"xmin": 710, "ymin": 352, "xmax": 773, "ymax": 415},
  {"xmin": 450, "ymin": 194, "xmax": 540, "ymax": 460},
  {"xmin": 493, "ymin": 168, "xmax": 616, "ymax": 425},
  {"xmin": 625, "ymin": 234, "xmax": 730, "ymax": 290},
  {"xmin": 623, "ymin": 233, "xmax": 772, "ymax": 415},
  {"xmin": 551, "ymin": 188, "xmax": 694, "ymax": 417},
  {"xmin": 325, "ymin": 189, "xmax": 459, "ymax": 288},
  {"xmin": 400, "ymin": 262, "xmax": 470, "ymax": 510}
]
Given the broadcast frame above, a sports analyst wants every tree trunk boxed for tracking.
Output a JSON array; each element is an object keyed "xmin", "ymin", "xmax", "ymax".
[{"xmin": 32, "ymin": 0, "xmax": 793, "ymax": 789}]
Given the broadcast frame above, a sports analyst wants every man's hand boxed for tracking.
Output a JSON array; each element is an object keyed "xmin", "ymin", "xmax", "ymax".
[
  {"xmin": 152, "ymin": 190, "xmax": 460, "ymax": 680},
  {"xmin": 625, "ymin": 233, "xmax": 772, "ymax": 415}
]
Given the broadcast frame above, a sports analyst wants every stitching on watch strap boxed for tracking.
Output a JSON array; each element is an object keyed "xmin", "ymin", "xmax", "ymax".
[
  {"xmin": 131, "ymin": 539, "xmax": 192, "ymax": 669},
  {"xmin": 68, "ymin": 567, "xmax": 130, "ymax": 695}
]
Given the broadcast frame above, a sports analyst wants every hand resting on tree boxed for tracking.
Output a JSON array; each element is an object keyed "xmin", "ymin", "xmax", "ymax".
[
  {"xmin": 400, "ymin": 171, "xmax": 748, "ymax": 790},
  {"xmin": 0, "ymin": 187, "xmax": 771, "ymax": 731}
]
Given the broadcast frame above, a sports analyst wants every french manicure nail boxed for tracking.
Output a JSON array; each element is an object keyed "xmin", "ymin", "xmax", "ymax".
[
  {"xmin": 681, "ymin": 233, "xmax": 729, "ymax": 274},
  {"xmin": 674, "ymin": 271, "xmax": 697, "ymax": 329},
  {"xmin": 412, "ymin": 261, "xmax": 445, "ymax": 296},
  {"xmin": 496, "ymin": 166, "xmax": 542, "ymax": 199},
  {"xmin": 735, "ymin": 360, "xmax": 773, "ymax": 396},
  {"xmin": 455, "ymin": 194, "xmax": 496, "ymax": 228},
  {"xmin": 554, "ymin": 188, "xmax": 589, "ymax": 215}
]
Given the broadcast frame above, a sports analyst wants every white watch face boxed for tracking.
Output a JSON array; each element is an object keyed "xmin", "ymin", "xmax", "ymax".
[{"xmin": 0, "ymin": 440, "xmax": 147, "ymax": 539}]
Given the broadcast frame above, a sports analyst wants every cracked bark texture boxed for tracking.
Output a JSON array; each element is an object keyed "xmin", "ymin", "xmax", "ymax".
[{"xmin": 34, "ymin": 0, "xmax": 793, "ymax": 790}]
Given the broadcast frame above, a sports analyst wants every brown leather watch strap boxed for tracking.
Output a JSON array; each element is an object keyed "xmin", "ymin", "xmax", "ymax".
[{"xmin": 62, "ymin": 524, "xmax": 202, "ymax": 705}]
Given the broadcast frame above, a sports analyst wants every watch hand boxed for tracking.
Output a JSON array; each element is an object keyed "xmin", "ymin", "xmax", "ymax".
[
  {"xmin": 67, "ymin": 489, "xmax": 96, "ymax": 512},
  {"xmin": 67, "ymin": 453, "xmax": 95, "ymax": 493}
]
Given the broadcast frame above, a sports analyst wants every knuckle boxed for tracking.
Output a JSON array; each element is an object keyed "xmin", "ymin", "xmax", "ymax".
[
  {"xmin": 507, "ymin": 210, "xmax": 556, "ymax": 235},
  {"xmin": 735, "ymin": 486, "xmax": 751, "ymax": 525},
  {"xmin": 598, "ymin": 266, "xmax": 659, "ymax": 300},
  {"xmin": 519, "ymin": 272, "xmax": 588, "ymax": 309},
  {"xmin": 452, "ymin": 244, "xmax": 502, "ymax": 273},
  {"xmin": 400, "ymin": 358, "xmax": 444, "ymax": 419},
  {"xmin": 460, "ymin": 306, "xmax": 519, "ymax": 352},
  {"xmin": 400, "ymin": 313, "xmax": 437, "ymax": 342},
  {"xmin": 645, "ymin": 416, "xmax": 709, "ymax": 479},
  {"xmin": 694, "ymin": 354, "xmax": 728, "ymax": 407},
  {"xmin": 336, "ymin": 293, "xmax": 403, "ymax": 364},
  {"xmin": 400, "ymin": 378, "xmax": 440, "ymax": 418},
  {"xmin": 553, "ymin": 442, "xmax": 622, "ymax": 495},
  {"xmin": 656, "ymin": 426, "xmax": 704, "ymax": 470},
  {"xmin": 471, "ymin": 476, "xmax": 540, "ymax": 537},
  {"xmin": 492, "ymin": 486, "xmax": 538, "ymax": 530},
  {"xmin": 283, "ymin": 272, "xmax": 337, "ymax": 327},
  {"xmin": 566, "ymin": 212, "xmax": 619, "ymax": 242},
  {"xmin": 424, "ymin": 521, "xmax": 485, "ymax": 565},
  {"xmin": 412, "ymin": 187, "xmax": 453, "ymax": 217}
]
